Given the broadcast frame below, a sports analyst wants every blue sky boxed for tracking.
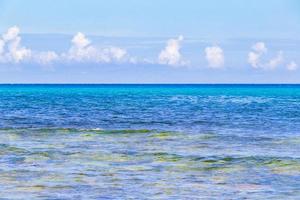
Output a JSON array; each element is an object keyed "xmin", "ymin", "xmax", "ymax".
[{"xmin": 0, "ymin": 0, "xmax": 299, "ymax": 83}]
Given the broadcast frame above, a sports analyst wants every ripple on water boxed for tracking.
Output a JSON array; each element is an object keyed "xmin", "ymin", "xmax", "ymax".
[{"xmin": 0, "ymin": 128, "xmax": 299, "ymax": 199}]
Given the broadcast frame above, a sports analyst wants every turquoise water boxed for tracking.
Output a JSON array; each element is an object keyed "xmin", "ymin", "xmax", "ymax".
[{"xmin": 0, "ymin": 84, "xmax": 300, "ymax": 199}]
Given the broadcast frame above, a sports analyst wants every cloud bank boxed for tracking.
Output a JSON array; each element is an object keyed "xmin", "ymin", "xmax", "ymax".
[
  {"xmin": 63, "ymin": 32, "xmax": 127, "ymax": 63},
  {"xmin": 248, "ymin": 42, "xmax": 286, "ymax": 70},
  {"xmin": 205, "ymin": 45, "xmax": 224, "ymax": 68},
  {"xmin": 0, "ymin": 26, "xmax": 128, "ymax": 65},
  {"xmin": 0, "ymin": 26, "xmax": 298, "ymax": 72},
  {"xmin": 248, "ymin": 42, "xmax": 297, "ymax": 71}
]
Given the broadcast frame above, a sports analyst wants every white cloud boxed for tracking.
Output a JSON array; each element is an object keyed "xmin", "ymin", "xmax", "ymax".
[
  {"xmin": 248, "ymin": 42, "xmax": 284, "ymax": 70},
  {"xmin": 286, "ymin": 61, "xmax": 298, "ymax": 71},
  {"xmin": 7, "ymin": 37, "xmax": 32, "ymax": 63},
  {"xmin": 34, "ymin": 51, "xmax": 59, "ymax": 65},
  {"xmin": 248, "ymin": 51, "xmax": 261, "ymax": 68},
  {"xmin": 0, "ymin": 26, "xmax": 58, "ymax": 65},
  {"xmin": 65, "ymin": 32, "xmax": 127, "ymax": 63},
  {"xmin": 267, "ymin": 51, "xmax": 283, "ymax": 69},
  {"xmin": 0, "ymin": 39, "xmax": 4, "ymax": 55},
  {"xmin": 248, "ymin": 42, "xmax": 267, "ymax": 69},
  {"xmin": 0, "ymin": 26, "xmax": 32, "ymax": 63},
  {"xmin": 158, "ymin": 35, "xmax": 186, "ymax": 66},
  {"xmin": 2, "ymin": 26, "xmax": 20, "ymax": 41},
  {"xmin": 104, "ymin": 46, "xmax": 127, "ymax": 61},
  {"xmin": 252, "ymin": 42, "xmax": 267, "ymax": 54},
  {"xmin": 72, "ymin": 32, "xmax": 90, "ymax": 48},
  {"xmin": 205, "ymin": 45, "xmax": 224, "ymax": 68}
]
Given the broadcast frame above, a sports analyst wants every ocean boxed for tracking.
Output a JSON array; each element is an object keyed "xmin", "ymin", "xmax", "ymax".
[{"xmin": 0, "ymin": 84, "xmax": 299, "ymax": 199}]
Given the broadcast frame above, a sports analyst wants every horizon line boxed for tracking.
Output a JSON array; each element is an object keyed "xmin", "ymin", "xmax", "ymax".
[{"xmin": 0, "ymin": 83, "xmax": 300, "ymax": 85}]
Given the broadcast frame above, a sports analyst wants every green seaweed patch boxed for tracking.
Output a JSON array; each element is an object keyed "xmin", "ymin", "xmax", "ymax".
[
  {"xmin": 7, "ymin": 146, "xmax": 28, "ymax": 154},
  {"xmin": 190, "ymin": 164, "xmax": 244, "ymax": 173},
  {"xmin": 264, "ymin": 159, "xmax": 300, "ymax": 175},
  {"xmin": 264, "ymin": 159, "xmax": 290, "ymax": 166},
  {"xmin": 222, "ymin": 157, "xmax": 235, "ymax": 162},
  {"xmin": 25, "ymin": 155, "xmax": 51, "ymax": 163},
  {"xmin": 202, "ymin": 159, "xmax": 218, "ymax": 164},
  {"xmin": 201, "ymin": 165, "xmax": 242, "ymax": 172},
  {"xmin": 153, "ymin": 152, "xmax": 183, "ymax": 162},
  {"xmin": 174, "ymin": 156, "xmax": 246, "ymax": 173},
  {"xmin": 169, "ymin": 163, "xmax": 207, "ymax": 172},
  {"xmin": 31, "ymin": 151, "xmax": 52, "ymax": 158},
  {"xmin": 32, "ymin": 128, "xmax": 74, "ymax": 135},
  {"xmin": 202, "ymin": 157, "xmax": 235, "ymax": 164},
  {"xmin": 16, "ymin": 185, "xmax": 47, "ymax": 192},
  {"xmin": 150, "ymin": 131, "xmax": 175, "ymax": 139},
  {"xmin": 97, "ymin": 129, "xmax": 152, "ymax": 134},
  {"xmin": 70, "ymin": 152, "xmax": 131, "ymax": 163},
  {"xmin": 119, "ymin": 165, "xmax": 151, "ymax": 172},
  {"xmin": 198, "ymin": 133, "xmax": 218, "ymax": 140},
  {"xmin": 80, "ymin": 133, "xmax": 98, "ymax": 140},
  {"xmin": 82, "ymin": 133, "xmax": 94, "ymax": 137},
  {"xmin": 0, "ymin": 145, "xmax": 28, "ymax": 155}
]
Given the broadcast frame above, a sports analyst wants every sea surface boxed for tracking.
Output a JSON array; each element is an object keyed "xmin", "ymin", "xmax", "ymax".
[{"xmin": 0, "ymin": 84, "xmax": 300, "ymax": 199}]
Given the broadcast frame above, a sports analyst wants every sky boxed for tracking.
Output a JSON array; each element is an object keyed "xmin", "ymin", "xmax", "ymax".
[{"xmin": 0, "ymin": 0, "xmax": 299, "ymax": 83}]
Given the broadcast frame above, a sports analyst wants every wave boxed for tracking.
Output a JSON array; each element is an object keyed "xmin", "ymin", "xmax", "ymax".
[{"xmin": 0, "ymin": 127, "xmax": 160, "ymax": 135}]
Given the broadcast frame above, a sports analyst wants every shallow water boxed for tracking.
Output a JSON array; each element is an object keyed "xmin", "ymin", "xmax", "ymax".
[{"xmin": 0, "ymin": 84, "xmax": 299, "ymax": 199}]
